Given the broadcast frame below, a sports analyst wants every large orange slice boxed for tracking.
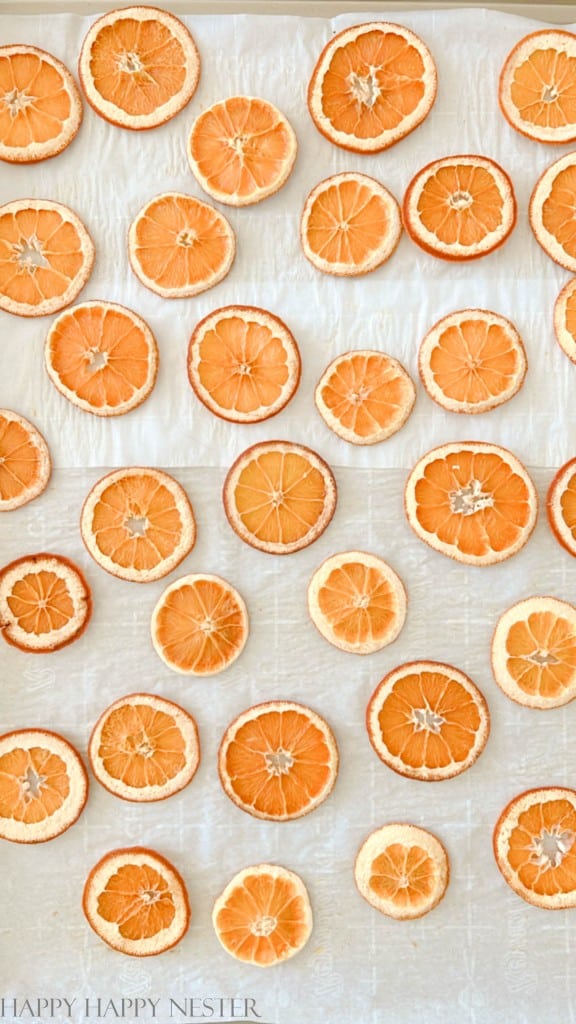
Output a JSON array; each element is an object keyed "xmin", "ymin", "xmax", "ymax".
[
  {"xmin": 355, "ymin": 824, "xmax": 449, "ymax": 919},
  {"xmin": 492, "ymin": 596, "xmax": 576, "ymax": 709},
  {"xmin": 499, "ymin": 30, "xmax": 576, "ymax": 144},
  {"xmin": 0, "ymin": 553, "xmax": 92, "ymax": 653},
  {"xmin": 554, "ymin": 278, "xmax": 576, "ymax": 364},
  {"xmin": 530, "ymin": 153, "xmax": 576, "ymax": 272},
  {"xmin": 548, "ymin": 458, "xmax": 576, "ymax": 557},
  {"xmin": 315, "ymin": 350, "xmax": 415, "ymax": 444},
  {"xmin": 0, "ymin": 410, "xmax": 51, "ymax": 511}
]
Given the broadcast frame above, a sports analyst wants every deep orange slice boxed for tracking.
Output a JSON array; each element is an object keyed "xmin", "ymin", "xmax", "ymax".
[
  {"xmin": 315, "ymin": 350, "xmax": 415, "ymax": 444},
  {"xmin": 554, "ymin": 278, "xmax": 576, "ymax": 363},
  {"xmin": 0, "ymin": 410, "xmax": 51, "ymax": 511},
  {"xmin": 0, "ymin": 553, "xmax": 92, "ymax": 653},
  {"xmin": 499, "ymin": 30, "xmax": 576, "ymax": 144},
  {"xmin": 492, "ymin": 596, "xmax": 576, "ymax": 709},
  {"xmin": 355, "ymin": 824, "xmax": 449, "ymax": 919},
  {"xmin": 548, "ymin": 458, "xmax": 576, "ymax": 557},
  {"xmin": 530, "ymin": 153, "xmax": 576, "ymax": 272}
]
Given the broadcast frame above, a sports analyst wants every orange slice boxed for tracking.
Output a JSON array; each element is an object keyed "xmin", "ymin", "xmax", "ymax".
[
  {"xmin": 499, "ymin": 30, "xmax": 576, "ymax": 144},
  {"xmin": 315, "ymin": 350, "xmax": 415, "ymax": 444},
  {"xmin": 151, "ymin": 573, "xmax": 249, "ymax": 676},
  {"xmin": 81, "ymin": 467, "xmax": 196, "ymax": 583},
  {"xmin": 554, "ymin": 278, "xmax": 576, "ymax": 364},
  {"xmin": 366, "ymin": 661, "xmax": 490, "ymax": 781},
  {"xmin": 188, "ymin": 306, "xmax": 301, "ymax": 424},
  {"xmin": 45, "ymin": 301, "xmax": 159, "ymax": 417},
  {"xmin": 403, "ymin": 155, "xmax": 517, "ymax": 261},
  {"xmin": 0, "ymin": 45, "xmax": 82, "ymax": 163},
  {"xmin": 188, "ymin": 96, "xmax": 297, "ymax": 207},
  {"xmin": 0, "ymin": 553, "xmax": 92, "ymax": 653},
  {"xmin": 494, "ymin": 787, "xmax": 576, "ymax": 908},
  {"xmin": 355, "ymin": 823, "xmax": 449, "ymax": 919},
  {"xmin": 492, "ymin": 596, "xmax": 576, "ymax": 709},
  {"xmin": 307, "ymin": 21, "xmax": 437, "ymax": 154},
  {"xmin": 89, "ymin": 693, "xmax": 200, "ymax": 802},
  {"xmin": 218, "ymin": 700, "xmax": 338, "ymax": 821},
  {"xmin": 0, "ymin": 410, "xmax": 51, "ymax": 511},
  {"xmin": 83, "ymin": 846, "xmax": 190, "ymax": 955},
  {"xmin": 548, "ymin": 458, "xmax": 576, "ymax": 557},
  {"xmin": 78, "ymin": 5, "xmax": 200, "ymax": 130},
  {"xmin": 223, "ymin": 441, "xmax": 337, "ymax": 555},
  {"xmin": 213, "ymin": 864, "xmax": 313, "ymax": 967},
  {"xmin": 128, "ymin": 192, "xmax": 235, "ymax": 299},
  {"xmin": 301, "ymin": 172, "xmax": 402, "ymax": 276},
  {"xmin": 405, "ymin": 442, "xmax": 538, "ymax": 566},
  {"xmin": 418, "ymin": 309, "xmax": 527, "ymax": 414},
  {"xmin": 0, "ymin": 198, "xmax": 95, "ymax": 317},
  {"xmin": 530, "ymin": 153, "xmax": 576, "ymax": 272},
  {"xmin": 307, "ymin": 551, "xmax": 407, "ymax": 655}
]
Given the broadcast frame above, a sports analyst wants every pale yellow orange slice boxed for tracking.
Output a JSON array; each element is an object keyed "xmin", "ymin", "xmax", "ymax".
[{"xmin": 355, "ymin": 823, "xmax": 449, "ymax": 919}]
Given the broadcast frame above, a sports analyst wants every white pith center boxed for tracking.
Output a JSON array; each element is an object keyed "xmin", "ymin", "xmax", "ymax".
[
  {"xmin": 265, "ymin": 748, "xmax": 294, "ymax": 775},
  {"xmin": 20, "ymin": 766, "xmax": 46, "ymax": 801},
  {"xmin": 229, "ymin": 135, "xmax": 248, "ymax": 156},
  {"xmin": 354, "ymin": 594, "xmax": 370, "ymax": 609},
  {"xmin": 126, "ymin": 733, "xmax": 154, "ymax": 758},
  {"xmin": 200, "ymin": 617, "xmax": 215, "ymax": 635},
  {"xmin": 177, "ymin": 229, "xmax": 197, "ymax": 248},
  {"xmin": 13, "ymin": 235, "xmax": 49, "ymax": 272},
  {"xmin": 125, "ymin": 514, "xmax": 148, "ymax": 537},
  {"xmin": 449, "ymin": 191, "xmax": 473, "ymax": 211},
  {"xmin": 348, "ymin": 69, "xmax": 380, "ymax": 107},
  {"xmin": 412, "ymin": 707, "xmax": 445, "ymax": 734},
  {"xmin": 118, "ymin": 50, "xmax": 144, "ymax": 74},
  {"xmin": 237, "ymin": 363, "xmax": 252, "ymax": 376},
  {"xmin": 531, "ymin": 827, "xmax": 574, "ymax": 869},
  {"xmin": 251, "ymin": 914, "xmax": 277, "ymax": 936},
  {"xmin": 349, "ymin": 386, "xmax": 368, "ymax": 404},
  {"xmin": 542, "ymin": 85, "xmax": 559, "ymax": 104},
  {"xmin": 397, "ymin": 874, "xmax": 410, "ymax": 889},
  {"xmin": 449, "ymin": 479, "xmax": 493, "ymax": 516},
  {"xmin": 88, "ymin": 350, "xmax": 108, "ymax": 371},
  {"xmin": 270, "ymin": 489, "xmax": 284, "ymax": 508},
  {"xmin": 528, "ymin": 648, "xmax": 560, "ymax": 666},
  {"xmin": 3, "ymin": 87, "xmax": 34, "ymax": 117},
  {"xmin": 140, "ymin": 888, "xmax": 161, "ymax": 905}
]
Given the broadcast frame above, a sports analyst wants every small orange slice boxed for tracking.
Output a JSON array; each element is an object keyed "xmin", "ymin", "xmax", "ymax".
[
  {"xmin": 315, "ymin": 350, "xmax": 415, "ymax": 444},
  {"xmin": 499, "ymin": 30, "xmax": 576, "ymax": 144},
  {"xmin": 366, "ymin": 661, "xmax": 490, "ymax": 781},
  {"xmin": 0, "ymin": 728, "xmax": 88, "ymax": 843},
  {"xmin": 355, "ymin": 823, "xmax": 449, "ymax": 919},
  {"xmin": 494, "ymin": 787, "xmax": 576, "ymax": 908},
  {"xmin": 0, "ymin": 553, "xmax": 92, "ymax": 653},
  {"xmin": 492, "ymin": 596, "xmax": 576, "ymax": 709},
  {"xmin": 78, "ymin": 5, "xmax": 200, "ymax": 130},
  {"xmin": 405, "ymin": 441, "xmax": 538, "ymax": 565},
  {"xmin": 218, "ymin": 700, "xmax": 339, "ymax": 821},
  {"xmin": 0, "ymin": 410, "xmax": 51, "ymax": 511},
  {"xmin": 403, "ymin": 155, "xmax": 517, "ymax": 261},
  {"xmin": 213, "ymin": 864, "xmax": 313, "ymax": 967},
  {"xmin": 0, "ymin": 45, "xmax": 82, "ymax": 163},
  {"xmin": 307, "ymin": 21, "xmax": 437, "ymax": 154},
  {"xmin": 151, "ymin": 573, "xmax": 249, "ymax": 676},
  {"xmin": 0, "ymin": 198, "xmax": 95, "ymax": 317},
  {"xmin": 530, "ymin": 153, "xmax": 576, "ymax": 272},
  {"xmin": 554, "ymin": 278, "xmax": 576, "ymax": 364},
  {"xmin": 83, "ymin": 846, "xmax": 191, "ymax": 955},
  {"xmin": 188, "ymin": 306, "xmax": 301, "ymax": 424},
  {"xmin": 548, "ymin": 458, "xmax": 576, "ymax": 557}
]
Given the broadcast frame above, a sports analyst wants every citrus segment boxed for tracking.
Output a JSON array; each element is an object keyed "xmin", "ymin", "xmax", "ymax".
[
  {"xmin": 0, "ymin": 553, "xmax": 91, "ymax": 653},
  {"xmin": 530, "ymin": 153, "xmax": 576, "ymax": 272},
  {"xmin": 355, "ymin": 824, "xmax": 449, "ymax": 919},
  {"xmin": 554, "ymin": 278, "xmax": 576, "ymax": 363},
  {"xmin": 492, "ymin": 596, "xmax": 576, "ymax": 709},
  {"xmin": 548, "ymin": 458, "xmax": 576, "ymax": 557},
  {"xmin": 499, "ymin": 30, "xmax": 576, "ymax": 144},
  {"xmin": 0, "ymin": 410, "xmax": 51, "ymax": 511},
  {"xmin": 315, "ymin": 350, "xmax": 415, "ymax": 444}
]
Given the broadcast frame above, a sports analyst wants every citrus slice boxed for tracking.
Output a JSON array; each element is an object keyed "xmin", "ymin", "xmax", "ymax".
[
  {"xmin": 78, "ymin": 5, "xmax": 200, "ymax": 130},
  {"xmin": 530, "ymin": 153, "xmax": 576, "ymax": 272},
  {"xmin": 45, "ymin": 301, "xmax": 158, "ymax": 417},
  {"xmin": 0, "ymin": 729, "xmax": 88, "ymax": 843},
  {"xmin": 499, "ymin": 30, "xmax": 576, "ymax": 144},
  {"xmin": 548, "ymin": 458, "xmax": 576, "ymax": 557},
  {"xmin": 187, "ymin": 306, "xmax": 301, "ymax": 424},
  {"xmin": 491, "ymin": 596, "xmax": 576, "ymax": 709},
  {"xmin": 128, "ymin": 192, "xmax": 235, "ymax": 299},
  {"xmin": 223, "ymin": 441, "xmax": 337, "ymax": 555},
  {"xmin": 366, "ymin": 661, "xmax": 490, "ymax": 781},
  {"xmin": 403, "ymin": 155, "xmax": 517, "ymax": 261},
  {"xmin": 307, "ymin": 21, "xmax": 437, "ymax": 154},
  {"xmin": 89, "ymin": 693, "xmax": 200, "ymax": 802},
  {"xmin": 0, "ymin": 553, "xmax": 92, "ymax": 653},
  {"xmin": 418, "ymin": 309, "xmax": 527, "ymax": 414},
  {"xmin": 218, "ymin": 700, "xmax": 338, "ymax": 821},
  {"xmin": 315, "ymin": 350, "xmax": 415, "ymax": 444},
  {"xmin": 151, "ymin": 573, "xmax": 248, "ymax": 676},
  {"xmin": 188, "ymin": 96, "xmax": 297, "ymax": 207},
  {"xmin": 80, "ymin": 467, "xmax": 196, "ymax": 583},
  {"xmin": 554, "ymin": 278, "xmax": 576, "ymax": 364},
  {"xmin": 0, "ymin": 410, "xmax": 51, "ymax": 511},
  {"xmin": 0, "ymin": 45, "xmax": 82, "ymax": 163},
  {"xmin": 213, "ymin": 864, "xmax": 313, "ymax": 967},
  {"xmin": 83, "ymin": 847, "xmax": 190, "ymax": 955},
  {"xmin": 405, "ymin": 442, "xmax": 538, "ymax": 565},
  {"xmin": 0, "ymin": 198, "xmax": 95, "ymax": 317},
  {"xmin": 494, "ymin": 787, "xmax": 576, "ymax": 908},
  {"xmin": 307, "ymin": 551, "xmax": 407, "ymax": 655},
  {"xmin": 355, "ymin": 823, "xmax": 449, "ymax": 919}
]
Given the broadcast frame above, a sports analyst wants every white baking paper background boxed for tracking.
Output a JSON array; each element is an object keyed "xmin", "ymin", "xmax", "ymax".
[{"xmin": 1, "ymin": 6, "xmax": 576, "ymax": 1024}]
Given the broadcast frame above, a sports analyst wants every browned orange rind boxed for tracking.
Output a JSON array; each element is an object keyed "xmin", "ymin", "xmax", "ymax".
[{"xmin": 0, "ymin": 552, "xmax": 92, "ymax": 653}]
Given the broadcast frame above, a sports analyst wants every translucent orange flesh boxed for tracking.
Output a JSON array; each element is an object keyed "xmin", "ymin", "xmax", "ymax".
[
  {"xmin": 510, "ymin": 47, "xmax": 576, "ymax": 129},
  {"xmin": 369, "ymin": 843, "xmax": 435, "ymax": 908},
  {"xmin": 215, "ymin": 872, "xmax": 309, "ymax": 964},
  {"xmin": 0, "ymin": 53, "xmax": 71, "ymax": 149},
  {"xmin": 196, "ymin": 316, "xmax": 290, "ymax": 414},
  {"xmin": 0, "ymin": 207, "xmax": 84, "ymax": 306},
  {"xmin": 428, "ymin": 319, "xmax": 520, "ymax": 404},
  {"xmin": 97, "ymin": 704, "xmax": 187, "ymax": 789},
  {"xmin": 0, "ymin": 746, "xmax": 69, "ymax": 823},
  {"xmin": 89, "ymin": 17, "xmax": 186, "ymax": 116},
  {"xmin": 320, "ymin": 353, "xmax": 411, "ymax": 437},
  {"xmin": 155, "ymin": 579, "xmax": 246, "ymax": 673},
  {"xmin": 505, "ymin": 612, "xmax": 576, "ymax": 698},
  {"xmin": 417, "ymin": 165, "xmax": 504, "ymax": 247},
  {"xmin": 317, "ymin": 561, "xmax": 398, "ymax": 644},
  {"xmin": 306, "ymin": 179, "xmax": 389, "ymax": 264},
  {"xmin": 97, "ymin": 862, "xmax": 175, "ymax": 940},
  {"xmin": 134, "ymin": 195, "xmax": 230, "ymax": 290},
  {"xmin": 6, "ymin": 570, "xmax": 73, "ymax": 635},
  {"xmin": 560, "ymin": 471, "xmax": 576, "ymax": 539},
  {"xmin": 564, "ymin": 288, "xmax": 576, "ymax": 346},
  {"xmin": 0, "ymin": 416, "xmax": 43, "ymax": 502},
  {"xmin": 89, "ymin": 474, "xmax": 184, "ymax": 572},
  {"xmin": 542, "ymin": 164, "xmax": 576, "ymax": 258},
  {"xmin": 506, "ymin": 798, "xmax": 576, "ymax": 897},
  {"xmin": 234, "ymin": 451, "xmax": 328, "ymax": 546}
]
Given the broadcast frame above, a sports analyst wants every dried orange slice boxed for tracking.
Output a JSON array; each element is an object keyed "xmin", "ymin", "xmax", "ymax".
[
  {"xmin": 530, "ymin": 153, "xmax": 576, "ymax": 272},
  {"xmin": 315, "ymin": 350, "xmax": 415, "ymax": 444},
  {"xmin": 494, "ymin": 787, "xmax": 576, "ymax": 908},
  {"xmin": 151, "ymin": 573, "xmax": 248, "ymax": 676},
  {"xmin": 218, "ymin": 701, "xmax": 338, "ymax": 821},
  {"xmin": 492, "ymin": 596, "xmax": 576, "ymax": 709},
  {"xmin": 307, "ymin": 551, "xmax": 407, "ymax": 655},
  {"xmin": 418, "ymin": 310, "xmax": 527, "ymax": 414},
  {"xmin": 367, "ymin": 661, "xmax": 490, "ymax": 781},
  {"xmin": 499, "ymin": 30, "xmax": 576, "ymax": 144},
  {"xmin": 223, "ymin": 441, "xmax": 337, "ymax": 555},
  {"xmin": 355, "ymin": 824, "xmax": 449, "ymax": 919},
  {"xmin": 0, "ymin": 45, "xmax": 82, "ymax": 163},
  {"xmin": 554, "ymin": 278, "xmax": 576, "ymax": 364},
  {"xmin": 45, "ymin": 301, "xmax": 158, "ymax": 417},
  {"xmin": 405, "ymin": 442, "xmax": 538, "ymax": 565},
  {"xmin": 0, "ymin": 198, "xmax": 95, "ymax": 317},
  {"xmin": 188, "ymin": 306, "xmax": 301, "ymax": 424},
  {"xmin": 548, "ymin": 458, "xmax": 576, "ymax": 557},
  {"xmin": 78, "ymin": 6, "xmax": 200, "ymax": 130},
  {"xmin": 301, "ymin": 173, "xmax": 401, "ymax": 276},
  {"xmin": 403, "ymin": 155, "xmax": 517, "ymax": 261},
  {"xmin": 0, "ymin": 410, "xmax": 51, "ymax": 511},
  {"xmin": 188, "ymin": 96, "xmax": 297, "ymax": 207},
  {"xmin": 128, "ymin": 192, "xmax": 235, "ymax": 299},
  {"xmin": 89, "ymin": 693, "xmax": 199, "ymax": 802},
  {"xmin": 213, "ymin": 864, "xmax": 313, "ymax": 967},
  {"xmin": 0, "ymin": 553, "xmax": 91, "ymax": 653},
  {"xmin": 83, "ymin": 846, "xmax": 190, "ymax": 955},
  {"xmin": 307, "ymin": 21, "xmax": 437, "ymax": 154}
]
